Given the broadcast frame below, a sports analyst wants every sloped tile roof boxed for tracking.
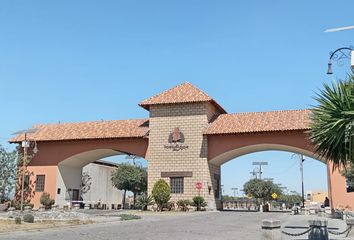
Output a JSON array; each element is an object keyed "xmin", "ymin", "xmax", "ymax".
[
  {"xmin": 204, "ymin": 109, "xmax": 311, "ymax": 135},
  {"xmin": 10, "ymin": 119, "xmax": 149, "ymax": 142},
  {"xmin": 139, "ymin": 82, "xmax": 226, "ymax": 113}
]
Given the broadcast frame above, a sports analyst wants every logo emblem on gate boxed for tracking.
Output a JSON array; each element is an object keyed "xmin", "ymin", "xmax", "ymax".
[{"xmin": 164, "ymin": 127, "xmax": 188, "ymax": 151}]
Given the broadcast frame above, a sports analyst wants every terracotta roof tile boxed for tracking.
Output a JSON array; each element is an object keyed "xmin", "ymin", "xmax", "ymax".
[
  {"xmin": 204, "ymin": 109, "xmax": 311, "ymax": 135},
  {"xmin": 10, "ymin": 119, "xmax": 149, "ymax": 142},
  {"xmin": 139, "ymin": 82, "xmax": 226, "ymax": 113}
]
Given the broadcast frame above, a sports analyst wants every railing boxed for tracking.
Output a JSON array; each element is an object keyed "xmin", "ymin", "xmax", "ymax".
[{"xmin": 261, "ymin": 218, "xmax": 354, "ymax": 240}]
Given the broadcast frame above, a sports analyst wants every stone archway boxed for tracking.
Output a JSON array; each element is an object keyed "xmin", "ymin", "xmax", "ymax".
[
  {"xmin": 10, "ymin": 82, "xmax": 354, "ymax": 211},
  {"xmin": 206, "ymin": 131, "xmax": 350, "ymax": 210},
  {"xmin": 21, "ymin": 138, "xmax": 148, "ymax": 208}
]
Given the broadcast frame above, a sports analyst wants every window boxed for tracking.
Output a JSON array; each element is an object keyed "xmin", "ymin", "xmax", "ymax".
[
  {"xmin": 35, "ymin": 175, "xmax": 45, "ymax": 192},
  {"xmin": 346, "ymin": 178, "xmax": 354, "ymax": 193},
  {"xmin": 170, "ymin": 177, "xmax": 184, "ymax": 194}
]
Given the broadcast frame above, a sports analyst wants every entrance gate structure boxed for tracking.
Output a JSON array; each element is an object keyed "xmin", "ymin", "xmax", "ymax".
[{"xmin": 11, "ymin": 82, "xmax": 354, "ymax": 210}]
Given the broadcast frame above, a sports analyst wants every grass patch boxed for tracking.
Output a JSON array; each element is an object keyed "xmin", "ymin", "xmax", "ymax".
[{"xmin": 117, "ymin": 214, "xmax": 141, "ymax": 221}]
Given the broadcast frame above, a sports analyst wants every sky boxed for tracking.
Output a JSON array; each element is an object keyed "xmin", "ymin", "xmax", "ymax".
[{"xmin": 1, "ymin": 0, "xmax": 354, "ymax": 196}]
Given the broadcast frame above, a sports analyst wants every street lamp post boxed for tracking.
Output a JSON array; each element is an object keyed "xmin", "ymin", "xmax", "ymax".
[
  {"xmin": 300, "ymin": 154, "xmax": 305, "ymax": 208},
  {"xmin": 231, "ymin": 187, "xmax": 238, "ymax": 199},
  {"xmin": 327, "ymin": 46, "xmax": 353, "ymax": 74},
  {"xmin": 12, "ymin": 128, "xmax": 38, "ymax": 212}
]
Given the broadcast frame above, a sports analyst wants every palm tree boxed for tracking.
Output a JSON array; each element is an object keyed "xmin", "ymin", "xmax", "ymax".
[{"xmin": 309, "ymin": 73, "xmax": 354, "ymax": 168}]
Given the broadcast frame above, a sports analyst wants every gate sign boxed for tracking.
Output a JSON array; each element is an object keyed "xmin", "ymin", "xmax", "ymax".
[{"xmin": 195, "ymin": 181, "xmax": 203, "ymax": 190}]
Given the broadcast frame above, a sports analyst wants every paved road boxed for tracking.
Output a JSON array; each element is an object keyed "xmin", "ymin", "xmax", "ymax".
[{"xmin": 1, "ymin": 211, "xmax": 350, "ymax": 240}]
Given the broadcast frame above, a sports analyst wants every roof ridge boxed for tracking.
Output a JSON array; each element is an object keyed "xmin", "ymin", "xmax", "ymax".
[
  {"xmin": 139, "ymin": 82, "xmax": 211, "ymax": 106},
  {"xmin": 224, "ymin": 109, "xmax": 311, "ymax": 116},
  {"xmin": 32, "ymin": 118, "xmax": 148, "ymax": 127}
]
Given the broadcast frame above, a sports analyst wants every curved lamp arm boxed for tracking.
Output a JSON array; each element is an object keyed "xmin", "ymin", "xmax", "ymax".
[{"xmin": 327, "ymin": 46, "xmax": 353, "ymax": 74}]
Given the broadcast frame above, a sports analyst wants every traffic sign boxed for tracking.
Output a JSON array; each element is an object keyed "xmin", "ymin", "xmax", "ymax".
[
  {"xmin": 195, "ymin": 181, "xmax": 203, "ymax": 190},
  {"xmin": 271, "ymin": 193, "xmax": 278, "ymax": 199}
]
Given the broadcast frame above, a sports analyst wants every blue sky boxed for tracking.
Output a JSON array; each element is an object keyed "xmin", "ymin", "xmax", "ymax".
[{"xmin": 1, "ymin": 0, "xmax": 353, "ymax": 196}]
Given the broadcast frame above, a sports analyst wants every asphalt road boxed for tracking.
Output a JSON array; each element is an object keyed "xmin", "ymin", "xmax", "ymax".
[{"xmin": 1, "ymin": 211, "xmax": 349, "ymax": 240}]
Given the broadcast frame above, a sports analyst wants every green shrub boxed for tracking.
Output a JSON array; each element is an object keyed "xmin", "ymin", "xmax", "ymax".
[
  {"xmin": 192, "ymin": 196, "xmax": 207, "ymax": 211},
  {"xmin": 12, "ymin": 202, "xmax": 34, "ymax": 211},
  {"xmin": 14, "ymin": 217, "xmax": 21, "ymax": 224},
  {"xmin": 152, "ymin": 179, "xmax": 171, "ymax": 211},
  {"xmin": 40, "ymin": 192, "xmax": 55, "ymax": 209},
  {"xmin": 117, "ymin": 214, "xmax": 141, "ymax": 221},
  {"xmin": 176, "ymin": 199, "xmax": 192, "ymax": 211},
  {"xmin": 23, "ymin": 214, "xmax": 34, "ymax": 223},
  {"xmin": 136, "ymin": 194, "xmax": 154, "ymax": 210}
]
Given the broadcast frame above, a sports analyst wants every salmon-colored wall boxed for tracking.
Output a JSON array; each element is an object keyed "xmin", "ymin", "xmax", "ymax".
[
  {"xmin": 328, "ymin": 162, "xmax": 354, "ymax": 210},
  {"xmin": 207, "ymin": 131, "xmax": 315, "ymax": 161},
  {"xmin": 27, "ymin": 166, "xmax": 58, "ymax": 209},
  {"xmin": 207, "ymin": 130, "xmax": 354, "ymax": 210},
  {"xmin": 20, "ymin": 130, "xmax": 354, "ymax": 210},
  {"xmin": 29, "ymin": 138, "xmax": 148, "ymax": 166}
]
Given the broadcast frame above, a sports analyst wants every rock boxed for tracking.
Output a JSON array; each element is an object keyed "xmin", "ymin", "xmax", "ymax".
[{"xmin": 7, "ymin": 207, "xmax": 15, "ymax": 217}]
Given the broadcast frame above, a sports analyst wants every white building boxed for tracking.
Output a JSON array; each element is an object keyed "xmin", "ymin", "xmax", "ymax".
[{"xmin": 82, "ymin": 160, "xmax": 122, "ymax": 209}]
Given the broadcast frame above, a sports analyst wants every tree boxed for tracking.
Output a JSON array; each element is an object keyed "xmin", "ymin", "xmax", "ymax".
[
  {"xmin": 278, "ymin": 194, "xmax": 303, "ymax": 208},
  {"xmin": 14, "ymin": 150, "xmax": 35, "ymax": 206},
  {"xmin": 0, "ymin": 146, "xmax": 17, "ymax": 203},
  {"xmin": 130, "ymin": 167, "xmax": 147, "ymax": 206},
  {"xmin": 152, "ymin": 179, "xmax": 171, "ymax": 211},
  {"xmin": 80, "ymin": 171, "xmax": 92, "ymax": 196},
  {"xmin": 111, "ymin": 163, "xmax": 147, "ymax": 208},
  {"xmin": 309, "ymin": 74, "xmax": 354, "ymax": 168},
  {"xmin": 243, "ymin": 179, "xmax": 282, "ymax": 204}
]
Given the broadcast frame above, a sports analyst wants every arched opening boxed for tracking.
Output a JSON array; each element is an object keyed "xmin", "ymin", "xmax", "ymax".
[
  {"xmin": 209, "ymin": 144, "xmax": 329, "ymax": 211},
  {"xmin": 56, "ymin": 148, "xmax": 148, "ymax": 209}
]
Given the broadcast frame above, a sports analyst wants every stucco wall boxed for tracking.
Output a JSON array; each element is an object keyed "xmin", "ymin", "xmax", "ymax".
[
  {"xmin": 55, "ymin": 165, "xmax": 82, "ymax": 207},
  {"xmin": 27, "ymin": 166, "xmax": 58, "ymax": 209},
  {"xmin": 328, "ymin": 162, "xmax": 354, "ymax": 210}
]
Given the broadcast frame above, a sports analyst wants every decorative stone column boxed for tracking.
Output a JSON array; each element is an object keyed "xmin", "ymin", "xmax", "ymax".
[
  {"xmin": 7, "ymin": 207, "xmax": 15, "ymax": 217},
  {"xmin": 261, "ymin": 219, "xmax": 281, "ymax": 240},
  {"xmin": 24, "ymin": 206, "xmax": 32, "ymax": 213},
  {"xmin": 51, "ymin": 204, "xmax": 59, "ymax": 211},
  {"xmin": 346, "ymin": 219, "xmax": 354, "ymax": 237},
  {"xmin": 308, "ymin": 219, "xmax": 328, "ymax": 240}
]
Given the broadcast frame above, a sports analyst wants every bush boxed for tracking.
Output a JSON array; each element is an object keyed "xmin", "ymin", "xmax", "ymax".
[
  {"xmin": 152, "ymin": 179, "xmax": 171, "ymax": 211},
  {"xmin": 14, "ymin": 217, "xmax": 21, "ymax": 224},
  {"xmin": 40, "ymin": 192, "xmax": 55, "ymax": 209},
  {"xmin": 23, "ymin": 214, "xmax": 34, "ymax": 223},
  {"xmin": 192, "ymin": 196, "xmax": 207, "ymax": 211},
  {"xmin": 136, "ymin": 194, "xmax": 154, "ymax": 210},
  {"xmin": 11, "ymin": 201, "xmax": 34, "ymax": 211},
  {"xmin": 176, "ymin": 200, "xmax": 192, "ymax": 211}
]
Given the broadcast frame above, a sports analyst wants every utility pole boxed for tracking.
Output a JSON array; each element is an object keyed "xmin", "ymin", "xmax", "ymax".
[
  {"xmin": 252, "ymin": 162, "xmax": 268, "ymax": 180},
  {"xmin": 300, "ymin": 154, "xmax": 305, "ymax": 208},
  {"xmin": 12, "ymin": 128, "xmax": 38, "ymax": 212},
  {"xmin": 231, "ymin": 187, "xmax": 238, "ymax": 199}
]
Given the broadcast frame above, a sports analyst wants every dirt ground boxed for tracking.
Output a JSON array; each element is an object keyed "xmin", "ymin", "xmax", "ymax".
[{"xmin": 0, "ymin": 219, "xmax": 93, "ymax": 233}]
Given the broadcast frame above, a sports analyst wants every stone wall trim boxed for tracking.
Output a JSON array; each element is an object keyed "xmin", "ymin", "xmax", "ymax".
[{"xmin": 161, "ymin": 171, "xmax": 193, "ymax": 178}]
